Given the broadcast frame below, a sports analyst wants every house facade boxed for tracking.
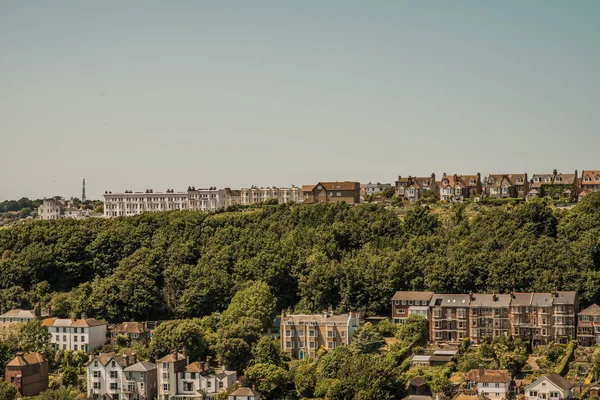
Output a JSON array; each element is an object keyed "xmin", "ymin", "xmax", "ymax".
[
  {"xmin": 239, "ymin": 186, "xmax": 302, "ymax": 205},
  {"xmin": 280, "ymin": 309, "xmax": 360, "ymax": 360},
  {"xmin": 485, "ymin": 174, "xmax": 528, "ymax": 198},
  {"xmin": 123, "ymin": 360, "xmax": 158, "ymax": 400},
  {"xmin": 364, "ymin": 182, "xmax": 392, "ymax": 196},
  {"xmin": 104, "ymin": 191, "xmax": 189, "ymax": 217},
  {"xmin": 110, "ymin": 322, "xmax": 150, "ymax": 345},
  {"xmin": 174, "ymin": 361, "xmax": 236, "ymax": 400},
  {"xmin": 577, "ymin": 304, "xmax": 600, "ymax": 346},
  {"xmin": 157, "ymin": 351, "xmax": 188, "ymax": 400},
  {"xmin": 396, "ymin": 174, "xmax": 436, "ymax": 202},
  {"xmin": 528, "ymin": 170, "xmax": 578, "ymax": 201},
  {"xmin": 391, "ymin": 291, "xmax": 434, "ymax": 324},
  {"xmin": 311, "ymin": 182, "xmax": 361, "ymax": 204},
  {"xmin": 0, "ymin": 304, "xmax": 50, "ymax": 340},
  {"xmin": 430, "ymin": 294, "xmax": 470, "ymax": 342},
  {"xmin": 579, "ymin": 170, "xmax": 600, "ymax": 200},
  {"xmin": 469, "ymin": 293, "xmax": 511, "ymax": 343},
  {"xmin": 5, "ymin": 352, "xmax": 49, "ymax": 397},
  {"xmin": 187, "ymin": 188, "xmax": 227, "ymax": 212},
  {"xmin": 228, "ymin": 387, "xmax": 261, "ymax": 400},
  {"xmin": 38, "ymin": 199, "xmax": 90, "ymax": 220},
  {"xmin": 465, "ymin": 367, "xmax": 511, "ymax": 400},
  {"xmin": 439, "ymin": 173, "xmax": 482, "ymax": 201},
  {"xmin": 87, "ymin": 352, "xmax": 132, "ymax": 400},
  {"xmin": 45, "ymin": 313, "xmax": 107, "ymax": 353},
  {"xmin": 524, "ymin": 373, "xmax": 573, "ymax": 400}
]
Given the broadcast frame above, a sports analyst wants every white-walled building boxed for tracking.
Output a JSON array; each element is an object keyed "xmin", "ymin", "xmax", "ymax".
[
  {"xmin": 38, "ymin": 199, "xmax": 88, "ymax": 220},
  {"xmin": 174, "ymin": 361, "xmax": 236, "ymax": 400},
  {"xmin": 524, "ymin": 373, "xmax": 573, "ymax": 400},
  {"xmin": 240, "ymin": 186, "xmax": 302, "ymax": 205},
  {"xmin": 45, "ymin": 313, "xmax": 107, "ymax": 353},
  {"xmin": 465, "ymin": 367, "xmax": 511, "ymax": 400},
  {"xmin": 158, "ymin": 351, "xmax": 188, "ymax": 400},
  {"xmin": 364, "ymin": 182, "xmax": 392, "ymax": 195},
  {"xmin": 103, "ymin": 190, "xmax": 188, "ymax": 217},
  {"xmin": 187, "ymin": 187, "xmax": 227, "ymax": 212},
  {"xmin": 87, "ymin": 352, "xmax": 128, "ymax": 400}
]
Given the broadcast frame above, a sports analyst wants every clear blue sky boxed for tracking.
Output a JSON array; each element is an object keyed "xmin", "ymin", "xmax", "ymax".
[{"xmin": 1, "ymin": 1, "xmax": 599, "ymax": 200}]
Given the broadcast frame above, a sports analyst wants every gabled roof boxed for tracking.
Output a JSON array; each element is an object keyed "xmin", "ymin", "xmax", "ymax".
[
  {"xmin": 87, "ymin": 352, "xmax": 126, "ymax": 367},
  {"xmin": 0, "ymin": 309, "xmax": 47, "ymax": 319},
  {"xmin": 318, "ymin": 181, "xmax": 358, "ymax": 191},
  {"xmin": 301, "ymin": 184, "xmax": 316, "ymax": 192},
  {"xmin": 486, "ymin": 174, "xmax": 526, "ymax": 188},
  {"xmin": 124, "ymin": 361, "xmax": 156, "ymax": 372},
  {"xmin": 230, "ymin": 387, "xmax": 261, "ymax": 396},
  {"xmin": 553, "ymin": 291, "xmax": 577, "ymax": 305},
  {"xmin": 7, "ymin": 352, "xmax": 46, "ymax": 367},
  {"xmin": 581, "ymin": 170, "xmax": 600, "ymax": 184},
  {"xmin": 392, "ymin": 291, "xmax": 434, "ymax": 301},
  {"xmin": 579, "ymin": 304, "xmax": 600, "ymax": 316},
  {"xmin": 72, "ymin": 318, "xmax": 106, "ymax": 328},
  {"xmin": 524, "ymin": 373, "xmax": 573, "ymax": 392},
  {"xmin": 113, "ymin": 322, "xmax": 147, "ymax": 334},
  {"xmin": 531, "ymin": 293, "xmax": 553, "ymax": 307},
  {"xmin": 184, "ymin": 361, "xmax": 204, "ymax": 373},
  {"xmin": 510, "ymin": 293, "xmax": 533, "ymax": 306},
  {"xmin": 465, "ymin": 369, "xmax": 510, "ymax": 384},
  {"xmin": 158, "ymin": 352, "xmax": 186, "ymax": 363},
  {"xmin": 41, "ymin": 318, "xmax": 56, "ymax": 327},
  {"xmin": 409, "ymin": 377, "xmax": 427, "ymax": 387}
]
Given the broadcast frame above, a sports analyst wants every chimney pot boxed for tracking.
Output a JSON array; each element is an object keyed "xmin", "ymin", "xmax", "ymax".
[
  {"xmin": 81, "ymin": 312, "xmax": 87, "ymax": 320},
  {"xmin": 479, "ymin": 365, "xmax": 484, "ymax": 377}
]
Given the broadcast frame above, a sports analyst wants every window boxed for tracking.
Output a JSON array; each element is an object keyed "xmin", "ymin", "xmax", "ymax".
[
  {"xmin": 327, "ymin": 341, "xmax": 336, "ymax": 349},
  {"xmin": 309, "ymin": 342, "xmax": 316, "ymax": 349},
  {"xmin": 337, "ymin": 192, "xmax": 341, "ymax": 197},
  {"xmin": 184, "ymin": 382, "xmax": 193, "ymax": 391},
  {"xmin": 93, "ymin": 382, "xmax": 101, "ymax": 389},
  {"xmin": 394, "ymin": 300, "xmax": 400, "ymax": 306},
  {"xmin": 470, "ymin": 178, "xmax": 475, "ymax": 184},
  {"xmin": 110, "ymin": 371, "xmax": 118, "ymax": 379},
  {"xmin": 297, "ymin": 330, "xmax": 304, "ymax": 337},
  {"xmin": 340, "ymin": 331, "xmax": 346, "ymax": 338},
  {"xmin": 63, "ymin": 335, "xmax": 67, "ymax": 341},
  {"xmin": 298, "ymin": 341, "xmax": 305, "ymax": 348},
  {"xmin": 93, "ymin": 371, "xmax": 101, "ymax": 378},
  {"xmin": 582, "ymin": 316, "xmax": 590, "ymax": 322},
  {"xmin": 397, "ymin": 309, "xmax": 405, "ymax": 315},
  {"xmin": 74, "ymin": 344, "xmax": 78, "ymax": 351},
  {"xmin": 529, "ymin": 391, "xmax": 538, "ymax": 397},
  {"xmin": 74, "ymin": 336, "xmax": 78, "ymax": 342},
  {"xmin": 81, "ymin": 335, "xmax": 84, "ymax": 342},
  {"xmin": 190, "ymin": 372, "xmax": 196, "ymax": 379},
  {"xmin": 219, "ymin": 381, "xmax": 224, "ymax": 389},
  {"xmin": 207, "ymin": 381, "xmax": 212, "ymax": 388},
  {"xmin": 401, "ymin": 300, "xmax": 407, "ymax": 305},
  {"xmin": 110, "ymin": 383, "xmax": 118, "ymax": 390},
  {"xmin": 162, "ymin": 384, "xmax": 170, "ymax": 392},
  {"xmin": 585, "ymin": 176, "xmax": 591, "ymax": 182},
  {"xmin": 111, "ymin": 361, "xmax": 116, "ymax": 368},
  {"xmin": 55, "ymin": 335, "xmax": 59, "ymax": 342}
]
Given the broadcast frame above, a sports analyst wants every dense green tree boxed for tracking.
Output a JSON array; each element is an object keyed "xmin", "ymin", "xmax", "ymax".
[
  {"xmin": 221, "ymin": 281, "xmax": 277, "ymax": 330},
  {"xmin": 250, "ymin": 336, "xmax": 286, "ymax": 366},
  {"xmin": 149, "ymin": 319, "xmax": 208, "ymax": 361},
  {"xmin": 17, "ymin": 321, "xmax": 51, "ymax": 353},
  {"xmin": 244, "ymin": 362, "xmax": 290, "ymax": 400},
  {"xmin": 0, "ymin": 380, "xmax": 17, "ymax": 400},
  {"xmin": 351, "ymin": 323, "xmax": 385, "ymax": 354}
]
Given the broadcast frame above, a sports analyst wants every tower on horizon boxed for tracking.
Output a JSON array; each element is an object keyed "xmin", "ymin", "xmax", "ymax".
[{"xmin": 82, "ymin": 178, "xmax": 86, "ymax": 202}]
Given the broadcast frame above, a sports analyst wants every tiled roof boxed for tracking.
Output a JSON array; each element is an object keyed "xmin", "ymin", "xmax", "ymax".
[
  {"xmin": 465, "ymin": 369, "xmax": 510, "ymax": 384},
  {"xmin": 0, "ymin": 309, "xmax": 47, "ymax": 319},
  {"xmin": 581, "ymin": 170, "xmax": 600, "ymax": 184},
  {"xmin": 392, "ymin": 291, "xmax": 434, "ymax": 301},
  {"xmin": 409, "ymin": 377, "xmax": 427, "ymax": 387},
  {"xmin": 301, "ymin": 184, "xmax": 316, "ymax": 192},
  {"xmin": 469, "ymin": 294, "xmax": 511, "ymax": 308},
  {"xmin": 87, "ymin": 352, "xmax": 126, "ymax": 367},
  {"xmin": 124, "ymin": 361, "xmax": 156, "ymax": 372},
  {"xmin": 41, "ymin": 318, "xmax": 56, "ymax": 327},
  {"xmin": 430, "ymin": 294, "xmax": 470, "ymax": 307},
  {"xmin": 230, "ymin": 387, "xmax": 261, "ymax": 396},
  {"xmin": 510, "ymin": 293, "xmax": 533, "ymax": 306},
  {"xmin": 318, "ymin": 182, "xmax": 358, "ymax": 191},
  {"xmin": 158, "ymin": 352, "xmax": 186, "ymax": 363},
  {"xmin": 553, "ymin": 291, "xmax": 577, "ymax": 305},
  {"xmin": 7, "ymin": 352, "xmax": 46, "ymax": 367},
  {"xmin": 579, "ymin": 304, "xmax": 600, "ymax": 316},
  {"xmin": 545, "ymin": 373, "xmax": 574, "ymax": 391},
  {"xmin": 72, "ymin": 318, "xmax": 106, "ymax": 328},
  {"xmin": 486, "ymin": 174, "xmax": 526, "ymax": 188},
  {"xmin": 113, "ymin": 322, "xmax": 147, "ymax": 334},
  {"xmin": 185, "ymin": 361, "xmax": 204, "ymax": 373},
  {"xmin": 531, "ymin": 293, "xmax": 553, "ymax": 306}
]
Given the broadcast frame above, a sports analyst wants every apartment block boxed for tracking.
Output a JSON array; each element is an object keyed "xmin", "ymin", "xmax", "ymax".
[
  {"xmin": 430, "ymin": 294, "xmax": 470, "ymax": 342},
  {"xmin": 104, "ymin": 191, "xmax": 189, "ymax": 217},
  {"xmin": 469, "ymin": 293, "xmax": 511, "ymax": 343},
  {"xmin": 391, "ymin": 291, "xmax": 433, "ymax": 324},
  {"xmin": 577, "ymin": 304, "xmax": 600, "ymax": 346},
  {"xmin": 240, "ymin": 186, "xmax": 302, "ymax": 205},
  {"xmin": 187, "ymin": 187, "xmax": 226, "ymax": 212},
  {"xmin": 280, "ymin": 309, "xmax": 360, "ymax": 360}
]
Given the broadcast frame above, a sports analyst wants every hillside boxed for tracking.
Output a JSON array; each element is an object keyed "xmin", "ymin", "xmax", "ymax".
[{"xmin": 1, "ymin": 194, "xmax": 600, "ymax": 323}]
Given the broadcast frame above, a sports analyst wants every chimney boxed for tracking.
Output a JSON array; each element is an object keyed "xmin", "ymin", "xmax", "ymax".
[
  {"xmin": 493, "ymin": 292, "xmax": 498, "ymax": 302},
  {"xmin": 553, "ymin": 169, "xmax": 558, "ymax": 176},
  {"xmin": 172, "ymin": 349, "xmax": 177, "ymax": 362},
  {"xmin": 479, "ymin": 364, "xmax": 484, "ymax": 377},
  {"xmin": 34, "ymin": 303, "xmax": 41, "ymax": 319},
  {"xmin": 12, "ymin": 304, "xmax": 17, "ymax": 310},
  {"xmin": 39, "ymin": 350, "xmax": 46, "ymax": 362},
  {"xmin": 45, "ymin": 304, "xmax": 52, "ymax": 317},
  {"xmin": 328, "ymin": 305, "xmax": 333, "ymax": 316},
  {"xmin": 323, "ymin": 310, "xmax": 328, "ymax": 318},
  {"xmin": 130, "ymin": 352, "xmax": 137, "ymax": 365},
  {"xmin": 81, "ymin": 312, "xmax": 87, "ymax": 320},
  {"xmin": 183, "ymin": 347, "xmax": 189, "ymax": 364},
  {"xmin": 89, "ymin": 354, "xmax": 95, "ymax": 363},
  {"xmin": 281, "ymin": 309, "xmax": 286, "ymax": 319},
  {"xmin": 70, "ymin": 313, "xmax": 77, "ymax": 321},
  {"xmin": 1, "ymin": 306, "xmax": 6, "ymax": 315}
]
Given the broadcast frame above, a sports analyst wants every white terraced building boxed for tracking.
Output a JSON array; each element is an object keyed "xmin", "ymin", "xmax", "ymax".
[{"xmin": 103, "ymin": 191, "xmax": 189, "ymax": 217}]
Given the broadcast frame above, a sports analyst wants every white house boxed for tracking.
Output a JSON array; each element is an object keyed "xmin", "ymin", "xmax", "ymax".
[
  {"xmin": 187, "ymin": 188, "xmax": 227, "ymax": 212},
  {"xmin": 524, "ymin": 373, "xmax": 573, "ymax": 400},
  {"xmin": 103, "ymin": 191, "xmax": 189, "ymax": 217},
  {"xmin": 174, "ymin": 361, "xmax": 236, "ymax": 400},
  {"xmin": 157, "ymin": 351, "xmax": 188, "ymax": 400},
  {"xmin": 45, "ymin": 313, "xmax": 107, "ymax": 353},
  {"xmin": 465, "ymin": 367, "xmax": 511, "ymax": 400},
  {"xmin": 87, "ymin": 352, "xmax": 131, "ymax": 400},
  {"xmin": 38, "ymin": 199, "xmax": 88, "ymax": 220}
]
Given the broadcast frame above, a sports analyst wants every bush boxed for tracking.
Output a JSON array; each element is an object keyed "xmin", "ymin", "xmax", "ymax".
[{"xmin": 555, "ymin": 341, "xmax": 576, "ymax": 376}]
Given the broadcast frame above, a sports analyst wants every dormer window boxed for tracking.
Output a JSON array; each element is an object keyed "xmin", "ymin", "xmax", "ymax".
[
  {"xmin": 443, "ymin": 179, "xmax": 449, "ymax": 185},
  {"xmin": 469, "ymin": 178, "xmax": 475, "ymax": 184},
  {"xmin": 584, "ymin": 176, "xmax": 591, "ymax": 182},
  {"xmin": 517, "ymin": 177, "xmax": 523, "ymax": 183},
  {"xmin": 423, "ymin": 180, "xmax": 429, "ymax": 185},
  {"xmin": 555, "ymin": 176, "xmax": 562, "ymax": 182},
  {"xmin": 534, "ymin": 177, "xmax": 540, "ymax": 183},
  {"xmin": 596, "ymin": 175, "xmax": 600, "ymax": 182},
  {"xmin": 545, "ymin": 177, "xmax": 551, "ymax": 182}
]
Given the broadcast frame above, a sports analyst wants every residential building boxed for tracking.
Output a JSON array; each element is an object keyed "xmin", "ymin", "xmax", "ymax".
[
  {"xmin": 280, "ymin": 308, "xmax": 360, "ymax": 360},
  {"xmin": 157, "ymin": 351, "xmax": 188, "ymax": 400},
  {"xmin": 552, "ymin": 291, "xmax": 578, "ymax": 343},
  {"xmin": 577, "ymin": 303, "xmax": 600, "ymax": 346},
  {"xmin": 38, "ymin": 198, "xmax": 90, "ymax": 220},
  {"xmin": 5, "ymin": 352, "xmax": 49, "ymax": 397},
  {"xmin": 104, "ymin": 190, "xmax": 189, "ymax": 217},
  {"xmin": 391, "ymin": 291, "xmax": 434, "ymax": 324},
  {"xmin": 0, "ymin": 304, "xmax": 50, "ymax": 340},
  {"xmin": 465, "ymin": 367, "xmax": 511, "ymax": 400},
  {"xmin": 528, "ymin": 170, "xmax": 578, "ymax": 201},
  {"xmin": 110, "ymin": 322, "xmax": 150, "ymax": 345},
  {"xmin": 240, "ymin": 186, "xmax": 302, "ymax": 205},
  {"xmin": 364, "ymin": 182, "xmax": 392, "ymax": 196},
  {"xmin": 311, "ymin": 182, "xmax": 361, "ymax": 204},
  {"xmin": 439, "ymin": 173, "xmax": 482, "ymax": 201},
  {"xmin": 485, "ymin": 174, "xmax": 528, "ymax": 198},
  {"xmin": 46, "ymin": 313, "xmax": 107, "ymax": 353},
  {"xmin": 430, "ymin": 294, "xmax": 470, "ymax": 342},
  {"xmin": 124, "ymin": 360, "xmax": 158, "ymax": 400},
  {"xmin": 87, "ymin": 352, "xmax": 134, "ymax": 400},
  {"xmin": 407, "ymin": 377, "xmax": 429, "ymax": 396},
  {"xmin": 579, "ymin": 170, "xmax": 600, "ymax": 200},
  {"xmin": 225, "ymin": 188, "xmax": 242, "ymax": 207},
  {"xmin": 300, "ymin": 185, "xmax": 316, "ymax": 203},
  {"xmin": 187, "ymin": 187, "xmax": 226, "ymax": 212},
  {"xmin": 524, "ymin": 373, "xmax": 573, "ymax": 400},
  {"xmin": 469, "ymin": 293, "xmax": 511, "ymax": 343},
  {"xmin": 174, "ymin": 360, "xmax": 236, "ymax": 400},
  {"xmin": 396, "ymin": 174, "xmax": 436, "ymax": 202},
  {"xmin": 228, "ymin": 386, "xmax": 261, "ymax": 400}
]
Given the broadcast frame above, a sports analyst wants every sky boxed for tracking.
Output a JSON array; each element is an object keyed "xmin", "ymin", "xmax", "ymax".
[{"xmin": 1, "ymin": 1, "xmax": 599, "ymax": 200}]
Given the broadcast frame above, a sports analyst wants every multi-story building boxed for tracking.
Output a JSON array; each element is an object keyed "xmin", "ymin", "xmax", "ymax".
[
  {"xmin": 45, "ymin": 313, "xmax": 107, "ymax": 353},
  {"xmin": 484, "ymin": 174, "xmax": 528, "ymax": 198},
  {"xmin": 38, "ymin": 199, "xmax": 89, "ymax": 220},
  {"xmin": 430, "ymin": 294, "xmax": 470, "ymax": 342},
  {"xmin": 528, "ymin": 170, "xmax": 578, "ymax": 201},
  {"xmin": 225, "ymin": 188, "xmax": 242, "ymax": 207},
  {"xmin": 391, "ymin": 291, "xmax": 433, "ymax": 324},
  {"xmin": 280, "ymin": 309, "xmax": 360, "ymax": 360},
  {"xmin": 301, "ymin": 185, "xmax": 316, "ymax": 203},
  {"xmin": 5, "ymin": 352, "xmax": 49, "ymax": 397},
  {"xmin": 187, "ymin": 187, "xmax": 226, "ymax": 212},
  {"xmin": 103, "ymin": 190, "xmax": 189, "ymax": 217},
  {"xmin": 240, "ymin": 186, "xmax": 302, "ymax": 205},
  {"xmin": 439, "ymin": 173, "xmax": 482, "ymax": 201},
  {"xmin": 465, "ymin": 367, "xmax": 511, "ymax": 400},
  {"xmin": 577, "ymin": 303, "xmax": 600, "ymax": 346},
  {"xmin": 0, "ymin": 304, "xmax": 51, "ymax": 340},
  {"xmin": 552, "ymin": 291, "xmax": 577, "ymax": 343},
  {"xmin": 469, "ymin": 293, "xmax": 511, "ymax": 343},
  {"xmin": 123, "ymin": 360, "xmax": 158, "ymax": 400},
  {"xmin": 311, "ymin": 182, "xmax": 361, "ymax": 204},
  {"xmin": 87, "ymin": 352, "xmax": 133, "ymax": 400},
  {"xmin": 579, "ymin": 170, "xmax": 600, "ymax": 200},
  {"xmin": 395, "ymin": 174, "xmax": 437, "ymax": 202},
  {"xmin": 157, "ymin": 351, "xmax": 188, "ymax": 400},
  {"xmin": 523, "ymin": 373, "xmax": 573, "ymax": 400},
  {"xmin": 174, "ymin": 360, "xmax": 236, "ymax": 400},
  {"xmin": 364, "ymin": 182, "xmax": 392, "ymax": 196}
]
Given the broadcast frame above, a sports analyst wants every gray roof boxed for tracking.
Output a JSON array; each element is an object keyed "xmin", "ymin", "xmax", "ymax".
[
  {"xmin": 553, "ymin": 291, "xmax": 577, "ymax": 305},
  {"xmin": 510, "ymin": 293, "xmax": 533, "ymax": 306},
  {"xmin": 430, "ymin": 294, "xmax": 470, "ymax": 307},
  {"xmin": 392, "ymin": 291, "xmax": 434, "ymax": 301},
  {"xmin": 470, "ymin": 294, "xmax": 511, "ymax": 308},
  {"xmin": 545, "ymin": 373, "xmax": 574, "ymax": 391},
  {"xmin": 124, "ymin": 361, "xmax": 156, "ymax": 372},
  {"xmin": 531, "ymin": 293, "xmax": 553, "ymax": 307}
]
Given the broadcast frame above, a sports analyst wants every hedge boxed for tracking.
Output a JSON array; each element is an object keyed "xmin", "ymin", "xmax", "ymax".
[{"xmin": 555, "ymin": 341, "xmax": 576, "ymax": 376}]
